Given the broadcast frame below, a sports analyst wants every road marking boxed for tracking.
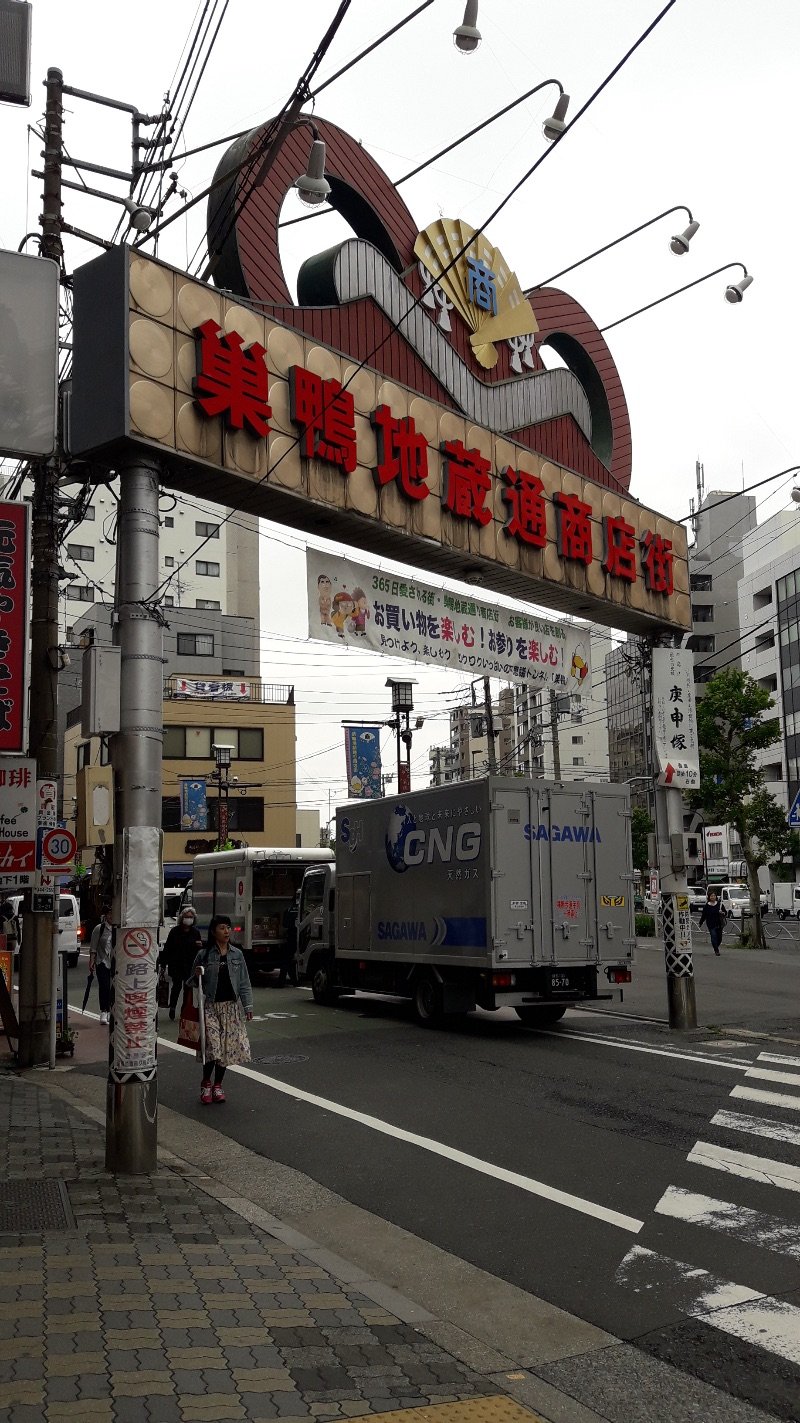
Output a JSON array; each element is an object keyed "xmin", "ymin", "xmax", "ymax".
[
  {"xmin": 655, "ymin": 1186, "xmax": 800, "ymax": 1260},
  {"xmin": 112, "ymin": 1011, "xmax": 643, "ymax": 1235},
  {"xmin": 756, "ymin": 1052, "xmax": 800, "ymax": 1070},
  {"xmin": 731, "ymin": 1084, "xmax": 800, "ymax": 1113},
  {"xmin": 744, "ymin": 1066, "xmax": 800, "ymax": 1088},
  {"xmin": 688, "ymin": 1140, "xmax": 800, "ymax": 1193},
  {"xmin": 616, "ymin": 1245, "xmax": 800, "ymax": 1365},
  {"xmin": 539, "ymin": 1028, "xmax": 752, "ymax": 1071},
  {"xmin": 711, "ymin": 1108, "xmax": 800, "ymax": 1147}
]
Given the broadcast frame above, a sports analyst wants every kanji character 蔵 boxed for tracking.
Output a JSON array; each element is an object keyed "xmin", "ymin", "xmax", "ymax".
[
  {"xmin": 289, "ymin": 365, "xmax": 357, "ymax": 474},
  {"xmin": 602, "ymin": 515, "xmax": 637, "ymax": 582},
  {"xmin": 641, "ymin": 530, "xmax": 674, "ymax": 595},
  {"xmin": 502, "ymin": 467, "xmax": 547, "ymax": 547},
  {"xmin": 372, "ymin": 405, "xmax": 429, "ymax": 500},
  {"xmin": 193, "ymin": 319, "xmax": 271, "ymax": 437},
  {"xmin": 441, "ymin": 440, "xmax": 492, "ymax": 526},
  {"xmin": 554, "ymin": 492, "xmax": 593, "ymax": 565}
]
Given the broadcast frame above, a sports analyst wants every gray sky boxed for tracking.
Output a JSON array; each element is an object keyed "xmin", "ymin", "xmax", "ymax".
[{"xmin": 3, "ymin": 0, "xmax": 798, "ymax": 819}]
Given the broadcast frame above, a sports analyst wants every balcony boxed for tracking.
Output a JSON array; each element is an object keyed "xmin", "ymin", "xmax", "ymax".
[{"xmin": 164, "ymin": 676, "xmax": 294, "ymax": 705}]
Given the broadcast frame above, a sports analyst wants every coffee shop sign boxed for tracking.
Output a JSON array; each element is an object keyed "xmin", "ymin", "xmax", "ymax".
[{"xmin": 193, "ymin": 320, "xmax": 675, "ymax": 599}]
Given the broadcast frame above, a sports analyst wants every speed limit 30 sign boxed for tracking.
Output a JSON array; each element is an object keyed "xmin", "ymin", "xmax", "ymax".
[{"xmin": 37, "ymin": 827, "xmax": 77, "ymax": 871}]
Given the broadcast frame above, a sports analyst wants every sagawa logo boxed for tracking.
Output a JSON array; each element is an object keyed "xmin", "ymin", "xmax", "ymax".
[
  {"xmin": 385, "ymin": 803, "xmax": 481, "ymax": 874},
  {"xmin": 524, "ymin": 823, "xmax": 602, "ymax": 843}
]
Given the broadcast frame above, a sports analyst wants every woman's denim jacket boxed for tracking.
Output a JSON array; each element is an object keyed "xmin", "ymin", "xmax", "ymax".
[{"xmin": 188, "ymin": 943, "xmax": 253, "ymax": 1013}]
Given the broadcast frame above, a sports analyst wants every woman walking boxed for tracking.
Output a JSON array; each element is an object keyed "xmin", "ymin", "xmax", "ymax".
[
  {"xmin": 160, "ymin": 905, "xmax": 203, "ymax": 1019},
  {"xmin": 699, "ymin": 890, "xmax": 726, "ymax": 955},
  {"xmin": 191, "ymin": 915, "xmax": 253, "ymax": 1104},
  {"xmin": 89, "ymin": 905, "xmax": 114, "ymax": 1024}
]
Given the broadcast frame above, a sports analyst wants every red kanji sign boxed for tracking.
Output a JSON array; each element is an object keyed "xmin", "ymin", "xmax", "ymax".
[
  {"xmin": 193, "ymin": 319, "xmax": 271, "ymax": 437},
  {"xmin": 602, "ymin": 515, "xmax": 637, "ymax": 583},
  {"xmin": 554, "ymin": 491, "xmax": 593, "ymax": 566},
  {"xmin": 641, "ymin": 529, "xmax": 674, "ymax": 595},
  {"xmin": 372, "ymin": 405, "xmax": 429, "ymax": 500},
  {"xmin": 441, "ymin": 440, "xmax": 492, "ymax": 527},
  {"xmin": 0, "ymin": 502, "xmax": 30, "ymax": 755},
  {"xmin": 289, "ymin": 365, "xmax": 357, "ymax": 474},
  {"xmin": 502, "ymin": 467, "xmax": 547, "ymax": 547}
]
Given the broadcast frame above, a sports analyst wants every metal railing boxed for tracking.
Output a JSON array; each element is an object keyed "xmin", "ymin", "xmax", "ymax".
[{"xmin": 164, "ymin": 676, "xmax": 294, "ymax": 705}]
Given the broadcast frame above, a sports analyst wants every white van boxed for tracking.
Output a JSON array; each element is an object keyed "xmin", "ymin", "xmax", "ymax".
[
  {"xmin": 716, "ymin": 883, "xmax": 751, "ymax": 921},
  {"xmin": 8, "ymin": 893, "xmax": 81, "ymax": 968}
]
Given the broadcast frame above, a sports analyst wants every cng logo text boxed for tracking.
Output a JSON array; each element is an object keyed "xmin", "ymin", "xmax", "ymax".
[{"xmin": 385, "ymin": 804, "xmax": 481, "ymax": 873}]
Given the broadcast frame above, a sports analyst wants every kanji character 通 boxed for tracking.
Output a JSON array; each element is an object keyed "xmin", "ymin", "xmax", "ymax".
[{"xmin": 502, "ymin": 467, "xmax": 547, "ymax": 547}]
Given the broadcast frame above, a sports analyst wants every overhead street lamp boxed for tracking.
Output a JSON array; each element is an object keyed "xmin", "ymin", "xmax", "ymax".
[
  {"xmin": 454, "ymin": 0, "xmax": 481, "ymax": 53},
  {"xmin": 600, "ymin": 262, "xmax": 753, "ymax": 333},
  {"xmin": 212, "ymin": 743, "xmax": 234, "ymax": 850},
  {"xmin": 386, "ymin": 678, "xmax": 417, "ymax": 795},
  {"xmin": 293, "ymin": 122, "xmax": 332, "ymax": 207},
  {"xmin": 528, "ymin": 205, "xmax": 699, "ymax": 293}
]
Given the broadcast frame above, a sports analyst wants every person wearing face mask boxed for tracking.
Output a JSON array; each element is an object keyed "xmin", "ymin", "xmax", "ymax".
[
  {"xmin": 190, "ymin": 915, "xmax": 253, "ymax": 1105},
  {"xmin": 160, "ymin": 905, "xmax": 203, "ymax": 1020}
]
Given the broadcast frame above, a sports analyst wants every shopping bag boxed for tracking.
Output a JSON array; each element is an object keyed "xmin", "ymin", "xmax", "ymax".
[
  {"xmin": 156, "ymin": 971, "xmax": 170, "ymax": 1009},
  {"xmin": 177, "ymin": 986, "xmax": 201, "ymax": 1048}
]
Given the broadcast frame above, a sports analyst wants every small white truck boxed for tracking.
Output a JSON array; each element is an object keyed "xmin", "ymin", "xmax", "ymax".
[
  {"xmin": 772, "ymin": 882, "xmax": 800, "ymax": 920},
  {"xmin": 296, "ymin": 777, "xmax": 635, "ymax": 1027}
]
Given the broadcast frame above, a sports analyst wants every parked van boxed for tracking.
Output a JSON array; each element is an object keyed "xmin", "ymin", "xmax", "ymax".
[
  {"xmin": 8, "ymin": 893, "xmax": 81, "ymax": 968},
  {"xmin": 772, "ymin": 883, "xmax": 800, "ymax": 920}
]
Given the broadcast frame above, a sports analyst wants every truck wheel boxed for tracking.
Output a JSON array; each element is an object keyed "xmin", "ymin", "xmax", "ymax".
[
  {"xmin": 412, "ymin": 974, "xmax": 443, "ymax": 1027},
  {"xmin": 515, "ymin": 1005, "xmax": 567, "ymax": 1027},
  {"xmin": 311, "ymin": 956, "xmax": 339, "ymax": 1006}
]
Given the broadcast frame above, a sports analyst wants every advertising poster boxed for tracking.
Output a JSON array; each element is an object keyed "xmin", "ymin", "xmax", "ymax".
[
  {"xmin": 0, "ymin": 757, "xmax": 36, "ymax": 883},
  {"xmin": 180, "ymin": 777, "xmax": 208, "ymax": 830},
  {"xmin": 306, "ymin": 551, "xmax": 591, "ymax": 694},
  {"xmin": 652, "ymin": 647, "xmax": 700, "ymax": 789},
  {"xmin": 0, "ymin": 501, "xmax": 31, "ymax": 754},
  {"xmin": 344, "ymin": 727, "xmax": 382, "ymax": 799}
]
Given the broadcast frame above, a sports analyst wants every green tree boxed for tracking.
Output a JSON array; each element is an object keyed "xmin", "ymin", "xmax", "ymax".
[
  {"xmin": 770, "ymin": 829, "xmax": 800, "ymax": 882},
  {"xmin": 630, "ymin": 806, "xmax": 654, "ymax": 874},
  {"xmin": 693, "ymin": 668, "xmax": 790, "ymax": 948}
]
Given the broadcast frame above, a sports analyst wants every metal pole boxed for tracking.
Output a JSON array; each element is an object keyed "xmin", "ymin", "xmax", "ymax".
[
  {"xmin": 651, "ymin": 635, "xmax": 697, "ymax": 1030},
  {"xmin": 483, "ymin": 677, "xmax": 497, "ymax": 774},
  {"xmin": 106, "ymin": 455, "xmax": 163, "ymax": 1173},
  {"xmin": 549, "ymin": 689, "xmax": 562, "ymax": 780},
  {"xmin": 18, "ymin": 67, "xmax": 64, "ymax": 1069}
]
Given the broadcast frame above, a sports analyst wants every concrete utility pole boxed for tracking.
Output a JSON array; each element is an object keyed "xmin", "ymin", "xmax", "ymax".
[
  {"xmin": 549, "ymin": 689, "xmax": 562, "ymax": 780},
  {"xmin": 651, "ymin": 634, "xmax": 697, "ymax": 1030},
  {"xmin": 18, "ymin": 67, "xmax": 64, "ymax": 1068},
  {"xmin": 106, "ymin": 456, "xmax": 164, "ymax": 1173},
  {"xmin": 482, "ymin": 677, "xmax": 497, "ymax": 774}
]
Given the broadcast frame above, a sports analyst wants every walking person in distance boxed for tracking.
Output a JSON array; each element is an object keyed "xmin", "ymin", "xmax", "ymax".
[
  {"xmin": 160, "ymin": 904, "xmax": 203, "ymax": 1019},
  {"xmin": 699, "ymin": 890, "xmax": 726, "ymax": 955},
  {"xmin": 89, "ymin": 905, "xmax": 114, "ymax": 1023},
  {"xmin": 191, "ymin": 915, "xmax": 253, "ymax": 1104}
]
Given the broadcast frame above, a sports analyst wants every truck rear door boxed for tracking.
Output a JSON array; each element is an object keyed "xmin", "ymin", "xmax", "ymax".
[
  {"xmin": 544, "ymin": 786, "xmax": 597, "ymax": 965},
  {"xmin": 490, "ymin": 786, "xmax": 534, "ymax": 966}
]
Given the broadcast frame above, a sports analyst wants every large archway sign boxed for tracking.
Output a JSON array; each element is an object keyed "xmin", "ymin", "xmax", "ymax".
[{"xmin": 69, "ymin": 118, "xmax": 689, "ymax": 637}]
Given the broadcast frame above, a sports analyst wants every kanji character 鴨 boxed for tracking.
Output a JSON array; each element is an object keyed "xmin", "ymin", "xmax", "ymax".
[
  {"xmin": 289, "ymin": 365, "xmax": 357, "ymax": 474},
  {"xmin": 502, "ymin": 467, "xmax": 547, "ymax": 547},
  {"xmin": 602, "ymin": 515, "xmax": 637, "ymax": 582},
  {"xmin": 554, "ymin": 491, "xmax": 593, "ymax": 566},
  {"xmin": 193, "ymin": 319, "xmax": 271, "ymax": 437},
  {"xmin": 441, "ymin": 440, "xmax": 492, "ymax": 526},
  {"xmin": 641, "ymin": 529, "xmax": 674, "ymax": 595},
  {"xmin": 371, "ymin": 405, "xmax": 429, "ymax": 500}
]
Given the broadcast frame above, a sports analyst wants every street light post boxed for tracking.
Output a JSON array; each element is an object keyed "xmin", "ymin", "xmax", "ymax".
[
  {"xmin": 386, "ymin": 679, "xmax": 416, "ymax": 794},
  {"xmin": 212, "ymin": 744, "xmax": 233, "ymax": 849}
]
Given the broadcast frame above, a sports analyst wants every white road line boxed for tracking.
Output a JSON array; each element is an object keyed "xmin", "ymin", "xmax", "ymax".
[
  {"xmin": 731, "ymin": 1084, "xmax": 800, "ymax": 1113},
  {"xmin": 616, "ymin": 1245, "xmax": 800, "ymax": 1366},
  {"xmin": 711, "ymin": 1108, "xmax": 800, "ymax": 1148},
  {"xmin": 539, "ymin": 1028, "xmax": 751, "ymax": 1071},
  {"xmin": 745, "ymin": 1066, "xmax": 800, "ymax": 1088},
  {"xmin": 66, "ymin": 1008, "xmax": 643, "ymax": 1235},
  {"xmin": 655, "ymin": 1186, "xmax": 800, "ymax": 1260},
  {"xmin": 688, "ymin": 1140, "xmax": 800, "ymax": 1193},
  {"xmin": 757, "ymin": 1052, "xmax": 800, "ymax": 1070}
]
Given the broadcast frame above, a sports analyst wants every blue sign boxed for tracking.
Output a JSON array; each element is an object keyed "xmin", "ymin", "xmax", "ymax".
[
  {"xmin": 180, "ymin": 777, "xmax": 208, "ymax": 830},
  {"xmin": 788, "ymin": 787, "xmax": 800, "ymax": 829},
  {"xmin": 344, "ymin": 726, "xmax": 382, "ymax": 800}
]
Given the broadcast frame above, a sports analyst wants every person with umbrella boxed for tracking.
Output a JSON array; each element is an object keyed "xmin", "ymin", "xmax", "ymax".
[
  {"xmin": 190, "ymin": 916, "xmax": 253, "ymax": 1105},
  {"xmin": 159, "ymin": 904, "xmax": 203, "ymax": 1020}
]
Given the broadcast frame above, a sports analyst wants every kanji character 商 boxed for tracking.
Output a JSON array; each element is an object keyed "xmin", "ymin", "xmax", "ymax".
[
  {"xmin": 554, "ymin": 491, "xmax": 593, "ymax": 565},
  {"xmin": 193, "ymin": 319, "xmax": 271, "ymax": 437},
  {"xmin": 441, "ymin": 440, "xmax": 492, "ymax": 526},
  {"xmin": 466, "ymin": 256, "xmax": 498, "ymax": 314},
  {"xmin": 289, "ymin": 365, "xmax": 357, "ymax": 474},
  {"xmin": 641, "ymin": 530, "xmax": 674, "ymax": 595},
  {"xmin": 502, "ymin": 467, "xmax": 547, "ymax": 547},
  {"xmin": 602, "ymin": 515, "xmax": 637, "ymax": 582},
  {"xmin": 371, "ymin": 405, "xmax": 429, "ymax": 500}
]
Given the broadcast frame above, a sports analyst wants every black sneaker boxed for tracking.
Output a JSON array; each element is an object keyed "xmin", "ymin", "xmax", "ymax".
[{"xmin": 169, "ymin": 1007, "xmax": 176, "ymax": 1020}]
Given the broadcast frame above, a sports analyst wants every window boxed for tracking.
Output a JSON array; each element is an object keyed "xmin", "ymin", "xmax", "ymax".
[
  {"xmin": 688, "ymin": 634, "xmax": 715, "ymax": 654},
  {"xmin": 177, "ymin": 633, "xmax": 214, "ymax": 657},
  {"xmin": 67, "ymin": 543, "xmax": 94, "ymax": 562},
  {"xmin": 707, "ymin": 841, "xmax": 723, "ymax": 860},
  {"xmin": 164, "ymin": 556, "xmax": 175, "ymax": 568},
  {"xmin": 238, "ymin": 728, "xmax": 263, "ymax": 759},
  {"xmin": 186, "ymin": 727, "xmax": 212, "ymax": 758},
  {"xmin": 163, "ymin": 516, "xmax": 174, "ymax": 528},
  {"xmin": 67, "ymin": 585, "xmax": 94, "ymax": 602},
  {"xmin": 214, "ymin": 729, "xmax": 238, "ymax": 758},
  {"xmin": 164, "ymin": 596, "xmax": 175, "ymax": 607},
  {"xmin": 196, "ymin": 599, "xmax": 221, "ymax": 611},
  {"xmin": 161, "ymin": 797, "xmax": 181, "ymax": 832},
  {"xmin": 195, "ymin": 522, "xmax": 220, "ymax": 538},
  {"xmin": 76, "ymin": 743, "xmax": 90, "ymax": 770},
  {"xmin": 572, "ymin": 756, "xmax": 585, "ymax": 767},
  {"xmin": 692, "ymin": 604, "xmax": 714, "ymax": 623},
  {"xmin": 99, "ymin": 739, "xmax": 110, "ymax": 766},
  {"xmin": 694, "ymin": 665, "xmax": 716, "ymax": 683},
  {"xmin": 162, "ymin": 726, "xmax": 185, "ymax": 758},
  {"xmin": 572, "ymin": 735, "xmax": 583, "ymax": 745},
  {"xmin": 196, "ymin": 560, "xmax": 220, "ymax": 577},
  {"xmin": 208, "ymin": 797, "xmax": 264, "ymax": 832},
  {"xmin": 690, "ymin": 573, "xmax": 713, "ymax": 592},
  {"xmin": 82, "ymin": 506, "xmax": 96, "ymax": 522}
]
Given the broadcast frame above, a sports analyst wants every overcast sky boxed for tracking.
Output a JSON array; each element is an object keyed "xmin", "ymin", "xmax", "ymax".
[{"xmin": 3, "ymin": 0, "xmax": 798, "ymax": 821}]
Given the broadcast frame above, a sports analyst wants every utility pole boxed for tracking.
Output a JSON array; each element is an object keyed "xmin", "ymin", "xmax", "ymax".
[
  {"xmin": 482, "ymin": 677, "xmax": 497, "ymax": 774},
  {"xmin": 18, "ymin": 67, "xmax": 64, "ymax": 1068},
  {"xmin": 106, "ymin": 456, "xmax": 163, "ymax": 1173},
  {"xmin": 650, "ymin": 634, "xmax": 697, "ymax": 1030},
  {"xmin": 549, "ymin": 689, "xmax": 562, "ymax": 780}
]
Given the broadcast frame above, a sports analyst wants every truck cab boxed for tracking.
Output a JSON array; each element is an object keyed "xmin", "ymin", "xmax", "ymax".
[{"xmin": 296, "ymin": 864, "xmax": 336, "ymax": 1000}]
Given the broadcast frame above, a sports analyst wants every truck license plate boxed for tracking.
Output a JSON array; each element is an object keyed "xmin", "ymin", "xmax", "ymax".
[{"xmin": 551, "ymin": 973, "xmax": 571, "ymax": 991}]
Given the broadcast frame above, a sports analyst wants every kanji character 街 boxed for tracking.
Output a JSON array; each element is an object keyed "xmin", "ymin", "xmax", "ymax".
[
  {"xmin": 502, "ymin": 467, "xmax": 547, "ymax": 547},
  {"xmin": 441, "ymin": 440, "xmax": 492, "ymax": 526},
  {"xmin": 602, "ymin": 515, "xmax": 637, "ymax": 582},
  {"xmin": 193, "ymin": 319, "xmax": 271, "ymax": 437},
  {"xmin": 371, "ymin": 405, "xmax": 429, "ymax": 500},
  {"xmin": 641, "ymin": 529, "xmax": 674, "ymax": 595},
  {"xmin": 289, "ymin": 365, "xmax": 357, "ymax": 474},
  {"xmin": 554, "ymin": 492, "xmax": 593, "ymax": 565}
]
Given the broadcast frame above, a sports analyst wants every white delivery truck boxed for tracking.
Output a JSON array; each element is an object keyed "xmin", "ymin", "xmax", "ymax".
[
  {"xmin": 192, "ymin": 846, "xmax": 335, "ymax": 982},
  {"xmin": 772, "ymin": 882, "xmax": 800, "ymax": 920},
  {"xmin": 296, "ymin": 778, "xmax": 635, "ymax": 1027}
]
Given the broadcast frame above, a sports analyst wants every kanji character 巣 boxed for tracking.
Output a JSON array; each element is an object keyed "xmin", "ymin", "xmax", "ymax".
[{"xmin": 193, "ymin": 319, "xmax": 271, "ymax": 437}]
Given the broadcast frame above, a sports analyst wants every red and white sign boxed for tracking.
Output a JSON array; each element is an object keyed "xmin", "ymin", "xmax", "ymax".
[
  {"xmin": 38, "ymin": 827, "xmax": 77, "ymax": 871},
  {"xmin": 113, "ymin": 926, "xmax": 157, "ymax": 1076},
  {"xmin": 0, "ymin": 502, "xmax": 31, "ymax": 755},
  {"xmin": 0, "ymin": 756, "xmax": 36, "ymax": 881},
  {"xmin": 174, "ymin": 677, "xmax": 250, "ymax": 700},
  {"xmin": 37, "ymin": 779, "xmax": 58, "ymax": 828},
  {"xmin": 649, "ymin": 870, "xmax": 660, "ymax": 897}
]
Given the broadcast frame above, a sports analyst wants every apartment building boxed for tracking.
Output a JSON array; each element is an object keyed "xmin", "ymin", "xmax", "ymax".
[{"xmin": 688, "ymin": 487, "xmax": 756, "ymax": 690}]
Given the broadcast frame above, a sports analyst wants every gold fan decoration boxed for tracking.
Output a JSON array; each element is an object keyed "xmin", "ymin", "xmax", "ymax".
[{"xmin": 414, "ymin": 218, "xmax": 538, "ymax": 369}]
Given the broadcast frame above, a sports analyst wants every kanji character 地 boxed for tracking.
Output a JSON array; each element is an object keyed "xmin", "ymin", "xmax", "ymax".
[{"xmin": 372, "ymin": 405, "xmax": 429, "ymax": 500}]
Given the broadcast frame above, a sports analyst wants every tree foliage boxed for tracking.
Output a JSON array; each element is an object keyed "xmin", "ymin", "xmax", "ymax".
[{"xmin": 630, "ymin": 806, "xmax": 653, "ymax": 873}]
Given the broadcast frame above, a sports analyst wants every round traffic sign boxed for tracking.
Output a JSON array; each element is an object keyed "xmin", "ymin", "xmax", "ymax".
[{"xmin": 41, "ymin": 827, "xmax": 77, "ymax": 868}]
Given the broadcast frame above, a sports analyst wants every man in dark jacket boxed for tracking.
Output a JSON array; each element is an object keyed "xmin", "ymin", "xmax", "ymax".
[
  {"xmin": 699, "ymin": 891, "xmax": 726, "ymax": 955},
  {"xmin": 159, "ymin": 905, "xmax": 203, "ymax": 1018}
]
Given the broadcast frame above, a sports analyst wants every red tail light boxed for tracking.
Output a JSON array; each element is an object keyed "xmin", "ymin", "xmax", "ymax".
[
  {"xmin": 608, "ymin": 967, "xmax": 631, "ymax": 984},
  {"xmin": 492, "ymin": 972, "xmax": 516, "ymax": 988},
  {"xmin": 234, "ymin": 924, "xmax": 243, "ymax": 933},
  {"xmin": 77, "ymin": 925, "xmax": 85, "ymax": 941}
]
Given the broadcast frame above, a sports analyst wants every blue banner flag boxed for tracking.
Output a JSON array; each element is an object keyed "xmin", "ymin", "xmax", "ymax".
[
  {"xmin": 179, "ymin": 777, "xmax": 208, "ymax": 830},
  {"xmin": 344, "ymin": 727, "xmax": 382, "ymax": 799}
]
